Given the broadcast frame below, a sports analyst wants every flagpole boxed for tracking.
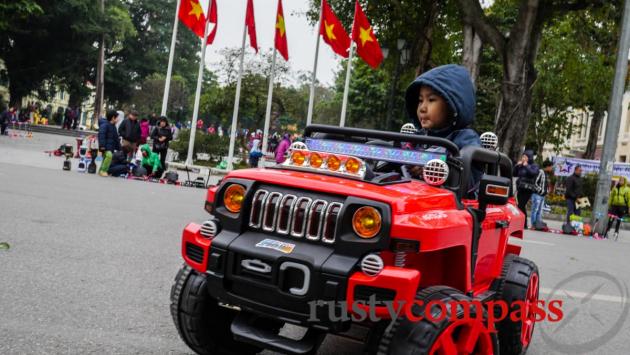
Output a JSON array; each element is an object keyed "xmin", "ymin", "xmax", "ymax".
[
  {"xmin": 261, "ymin": 49, "xmax": 277, "ymax": 167},
  {"xmin": 226, "ymin": 20, "xmax": 248, "ymax": 171},
  {"xmin": 161, "ymin": 0, "xmax": 181, "ymax": 116},
  {"xmin": 185, "ymin": 4, "xmax": 211, "ymax": 167},
  {"xmin": 340, "ymin": 41, "xmax": 354, "ymax": 127},
  {"xmin": 306, "ymin": 0, "xmax": 323, "ymax": 127}
]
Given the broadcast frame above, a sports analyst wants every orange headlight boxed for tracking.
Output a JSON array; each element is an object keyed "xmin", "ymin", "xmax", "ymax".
[
  {"xmin": 352, "ymin": 206, "xmax": 382, "ymax": 239},
  {"xmin": 291, "ymin": 151, "xmax": 306, "ymax": 165},
  {"xmin": 327, "ymin": 155, "xmax": 341, "ymax": 171},
  {"xmin": 310, "ymin": 153, "xmax": 323, "ymax": 168},
  {"xmin": 345, "ymin": 158, "xmax": 361, "ymax": 174},
  {"xmin": 224, "ymin": 184, "xmax": 245, "ymax": 213}
]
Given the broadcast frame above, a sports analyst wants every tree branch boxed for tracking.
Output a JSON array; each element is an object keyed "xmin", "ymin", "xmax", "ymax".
[{"xmin": 456, "ymin": 0, "xmax": 505, "ymax": 53}]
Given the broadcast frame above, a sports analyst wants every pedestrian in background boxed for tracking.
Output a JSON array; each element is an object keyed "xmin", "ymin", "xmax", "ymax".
[
  {"xmin": 606, "ymin": 176, "xmax": 630, "ymax": 239},
  {"xmin": 275, "ymin": 133, "xmax": 291, "ymax": 164},
  {"xmin": 98, "ymin": 110, "xmax": 121, "ymax": 177},
  {"xmin": 514, "ymin": 149, "xmax": 540, "ymax": 229},
  {"xmin": 139, "ymin": 118, "xmax": 150, "ymax": 144},
  {"xmin": 140, "ymin": 144, "xmax": 163, "ymax": 178},
  {"xmin": 0, "ymin": 107, "xmax": 9, "ymax": 135},
  {"xmin": 118, "ymin": 110, "xmax": 141, "ymax": 159},
  {"xmin": 564, "ymin": 165, "xmax": 584, "ymax": 223},
  {"xmin": 531, "ymin": 160, "xmax": 553, "ymax": 230},
  {"xmin": 151, "ymin": 117, "xmax": 172, "ymax": 172}
]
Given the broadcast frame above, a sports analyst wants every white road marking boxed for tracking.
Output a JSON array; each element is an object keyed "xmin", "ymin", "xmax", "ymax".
[
  {"xmin": 509, "ymin": 238, "xmax": 555, "ymax": 246},
  {"xmin": 540, "ymin": 288, "xmax": 627, "ymax": 303}
]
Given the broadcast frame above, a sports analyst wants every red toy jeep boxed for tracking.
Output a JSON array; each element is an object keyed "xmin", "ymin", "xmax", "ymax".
[{"xmin": 170, "ymin": 125, "xmax": 539, "ymax": 355}]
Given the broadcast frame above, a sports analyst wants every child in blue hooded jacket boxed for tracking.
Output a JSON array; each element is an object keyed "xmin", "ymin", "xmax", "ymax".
[
  {"xmin": 405, "ymin": 64, "xmax": 481, "ymax": 150},
  {"xmin": 404, "ymin": 65, "xmax": 481, "ymax": 193}
]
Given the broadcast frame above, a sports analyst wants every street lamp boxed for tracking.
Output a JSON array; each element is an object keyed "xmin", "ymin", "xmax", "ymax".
[{"xmin": 385, "ymin": 39, "xmax": 411, "ymax": 131}]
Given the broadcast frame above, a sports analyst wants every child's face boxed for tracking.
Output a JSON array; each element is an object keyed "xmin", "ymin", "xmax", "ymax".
[{"xmin": 417, "ymin": 86, "xmax": 449, "ymax": 130}]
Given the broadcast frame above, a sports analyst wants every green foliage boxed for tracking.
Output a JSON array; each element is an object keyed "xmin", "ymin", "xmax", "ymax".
[
  {"xmin": 169, "ymin": 129, "xmax": 233, "ymax": 162},
  {"xmin": 131, "ymin": 73, "xmax": 190, "ymax": 117}
]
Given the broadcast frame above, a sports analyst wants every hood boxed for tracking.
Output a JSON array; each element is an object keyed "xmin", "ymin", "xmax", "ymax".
[
  {"xmin": 140, "ymin": 144, "xmax": 152, "ymax": 154},
  {"xmin": 405, "ymin": 64, "xmax": 476, "ymax": 131},
  {"xmin": 524, "ymin": 149, "xmax": 534, "ymax": 164}
]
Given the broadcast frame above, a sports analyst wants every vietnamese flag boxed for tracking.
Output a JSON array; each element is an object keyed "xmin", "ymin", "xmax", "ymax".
[
  {"xmin": 351, "ymin": 1, "xmax": 383, "ymax": 69},
  {"xmin": 319, "ymin": 0, "xmax": 351, "ymax": 58},
  {"xmin": 178, "ymin": 0, "xmax": 217, "ymax": 45},
  {"xmin": 245, "ymin": 0, "xmax": 258, "ymax": 53},
  {"xmin": 178, "ymin": 0, "xmax": 207, "ymax": 38},
  {"xmin": 274, "ymin": 0, "xmax": 289, "ymax": 61}
]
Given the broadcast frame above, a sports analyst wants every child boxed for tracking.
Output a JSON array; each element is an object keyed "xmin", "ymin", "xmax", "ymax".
[
  {"xmin": 404, "ymin": 64, "xmax": 481, "ymax": 150},
  {"xmin": 404, "ymin": 64, "xmax": 481, "ymax": 193},
  {"xmin": 140, "ymin": 144, "xmax": 163, "ymax": 178}
]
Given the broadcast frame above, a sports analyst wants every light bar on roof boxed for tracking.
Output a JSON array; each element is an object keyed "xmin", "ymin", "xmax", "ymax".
[
  {"xmin": 305, "ymin": 138, "xmax": 446, "ymax": 166},
  {"xmin": 282, "ymin": 149, "xmax": 367, "ymax": 179}
]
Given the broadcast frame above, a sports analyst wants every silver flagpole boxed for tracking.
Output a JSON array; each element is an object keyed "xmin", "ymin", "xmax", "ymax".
[
  {"xmin": 161, "ymin": 0, "xmax": 181, "ymax": 116},
  {"xmin": 306, "ymin": 0, "xmax": 323, "ymax": 126},
  {"xmin": 339, "ymin": 41, "xmax": 354, "ymax": 127},
  {"xmin": 185, "ymin": 4, "xmax": 212, "ymax": 166},
  {"xmin": 261, "ymin": 49, "xmax": 277, "ymax": 167},
  {"xmin": 226, "ymin": 20, "xmax": 248, "ymax": 171}
]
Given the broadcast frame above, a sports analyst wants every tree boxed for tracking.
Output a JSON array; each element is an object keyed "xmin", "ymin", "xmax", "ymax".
[
  {"xmin": 0, "ymin": 0, "xmax": 133, "ymax": 107},
  {"xmin": 456, "ymin": 0, "xmax": 610, "ymax": 160}
]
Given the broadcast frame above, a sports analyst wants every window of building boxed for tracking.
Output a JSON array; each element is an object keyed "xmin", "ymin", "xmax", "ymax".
[{"xmin": 621, "ymin": 155, "xmax": 627, "ymax": 163}]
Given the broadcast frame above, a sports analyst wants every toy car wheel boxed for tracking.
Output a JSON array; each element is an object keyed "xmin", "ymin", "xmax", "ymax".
[
  {"xmin": 170, "ymin": 265, "xmax": 260, "ymax": 355},
  {"xmin": 493, "ymin": 254, "xmax": 539, "ymax": 355},
  {"xmin": 377, "ymin": 286, "xmax": 498, "ymax": 355}
]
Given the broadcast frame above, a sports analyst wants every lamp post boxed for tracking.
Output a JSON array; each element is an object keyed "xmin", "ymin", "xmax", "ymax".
[{"xmin": 385, "ymin": 39, "xmax": 411, "ymax": 132}]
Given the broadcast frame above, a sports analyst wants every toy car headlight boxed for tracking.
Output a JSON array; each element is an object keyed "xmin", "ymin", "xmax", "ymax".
[
  {"xmin": 422, "ymin": 159, "xmax": 449, "ymax": 186},
  {"xmin": 352, "ymin": 207, "xmax": 382, "ymax": 239},
  {"xmin": 224, "ymin": 184, "xmax": 246, "ymax": 213}
]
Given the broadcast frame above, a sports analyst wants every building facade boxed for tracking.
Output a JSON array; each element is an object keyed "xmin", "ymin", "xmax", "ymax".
[{"xmin": 542, "ymin": 91, "xmax": 630, "ymax": 162}]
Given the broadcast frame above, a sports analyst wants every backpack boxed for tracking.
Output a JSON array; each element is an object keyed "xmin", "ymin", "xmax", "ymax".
[
  {"xmin": 165, "ymin": 171, "xmax": 178, "ymax": 184},
  {"xmin": 562, "ymin": 223, "xmax": 576, "ymax": 235}
]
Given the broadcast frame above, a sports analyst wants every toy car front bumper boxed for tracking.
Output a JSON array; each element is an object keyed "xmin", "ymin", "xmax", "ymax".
[{"xmin": 181, "ymin": 223, "xmax": 422, "ymax": 330}]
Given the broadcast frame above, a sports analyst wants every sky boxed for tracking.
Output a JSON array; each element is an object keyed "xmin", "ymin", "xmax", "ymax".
[{"xmin": 195, "ymin": 0, "xmax": 341, "ymax": 86}]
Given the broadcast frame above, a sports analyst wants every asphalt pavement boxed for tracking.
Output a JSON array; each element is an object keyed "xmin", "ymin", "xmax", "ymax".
[{"xmin": 1, "ymin": 132, "xmax": 630, "ymax": 354}]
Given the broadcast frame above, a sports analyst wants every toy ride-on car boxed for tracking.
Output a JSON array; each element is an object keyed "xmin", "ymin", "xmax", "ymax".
[{"xmin": 170, "ymin": 125, "xmax": 539, "ymax": 355}]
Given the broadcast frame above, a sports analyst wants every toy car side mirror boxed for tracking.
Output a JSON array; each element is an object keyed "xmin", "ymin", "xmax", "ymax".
[{"xmin": 478, "ymin": 174, "xmax": 511, "ymax": 211}]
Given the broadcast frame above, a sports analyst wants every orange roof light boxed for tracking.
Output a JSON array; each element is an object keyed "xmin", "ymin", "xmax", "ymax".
[
  {"xmin": 345, "ymin": 158, "xmax": 361, "ymax": 174},
  {"xmin": 310, "ymin": 153, "xmax": 323, "ymax": 168},
  {"xmin": 327, "ymin": 155, "xmax": 341, "ymax": 171},
  {"xmin": 291, "ymin": 150, "xmax": 306, "ymax": 166}
]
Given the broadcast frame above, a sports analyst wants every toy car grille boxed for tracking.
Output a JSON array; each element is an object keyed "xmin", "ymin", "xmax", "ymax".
[
  {"xmin": 249, "ymin": 189, "xmax": 342, "ymax": 243},
  {"xmin": 480, "ymin": 132, "xmax": 498, "ymax": 150}
]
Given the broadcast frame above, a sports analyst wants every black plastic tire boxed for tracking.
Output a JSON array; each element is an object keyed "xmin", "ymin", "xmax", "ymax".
[
  {"xmin": 170, "ymin": 265, "xmax": 259, "ymax": 355},
  {"xmin": 377, "ymin": 286, "xmax": 498, "ymax": 355},
  {"xmin": 493, "ymin": 254, "xmax": 539, "ymax": 355}
]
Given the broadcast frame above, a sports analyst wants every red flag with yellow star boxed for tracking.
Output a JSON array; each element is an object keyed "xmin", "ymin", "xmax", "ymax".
[
  {"xmin": 274, "ymin": 0, "xmax": 289, "ymax": 60},
  {"xmin": 178, "ymin": 0, "xmax": 207, "ymax": 38},
  {"xmin": 319, "ymin": 0, "xmax": 350, "ymax": 58},
  {"xmin": 178, "ymin": 0, "xmax": 217, "ymax": 45},
  {"xmin": 351, "ymin": 0, "xmax": 383, "ymax": 68}
]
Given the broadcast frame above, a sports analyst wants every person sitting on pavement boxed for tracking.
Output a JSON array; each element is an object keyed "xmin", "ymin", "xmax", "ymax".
[
  {"xmin": 140, "ymin": 144, "xmax": 163, "ymax": 178},
  {"xmin": 108, "ymin": 146, "xmax": 131, "ymax": 177},
  {"xmin": 97, "ymin": 110, "xmax": 121, "ymax": 177},
  {"xmin": 606, "ymin": 176, "xmax": 630, "ymax": 239}
]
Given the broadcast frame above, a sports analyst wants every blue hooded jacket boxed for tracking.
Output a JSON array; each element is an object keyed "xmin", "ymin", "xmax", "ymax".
[
  {"xmin": 98, "ymin": 117, "xmax": 121, "ymax": 152},
  {"xmin": 405, "ymin": 64, "xmax": 481, "ymax": 150}
]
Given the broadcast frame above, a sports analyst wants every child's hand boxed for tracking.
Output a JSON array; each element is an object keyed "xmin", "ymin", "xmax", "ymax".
[{"xmin": 409, "ymin": 165, "xmax": 423, "ymax": 178}]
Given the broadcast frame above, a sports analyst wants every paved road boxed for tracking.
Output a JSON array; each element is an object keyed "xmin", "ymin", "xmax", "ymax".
[{"xmin": 1, "ymin": 133, "xmax": 630, "ymax": 354}]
